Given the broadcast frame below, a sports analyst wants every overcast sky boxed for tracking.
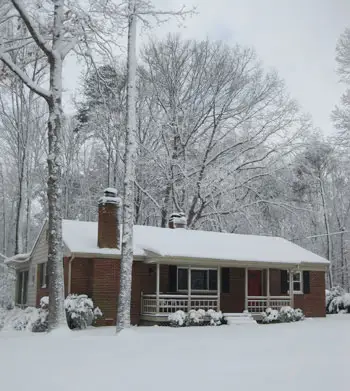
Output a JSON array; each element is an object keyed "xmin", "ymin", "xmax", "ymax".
[{"xmin": 64, "ymin": 0, "xmax": 350, "ymax": 135}]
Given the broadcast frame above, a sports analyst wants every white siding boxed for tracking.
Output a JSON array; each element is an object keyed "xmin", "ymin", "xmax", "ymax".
[{"xmin": 27, "ymin": 221, "xmax": 48, "ymax": 307}]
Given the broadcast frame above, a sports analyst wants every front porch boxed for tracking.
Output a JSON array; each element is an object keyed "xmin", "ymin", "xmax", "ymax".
[{"xmin": 140, "ymin": 264, "xmax": 296, "ymax": 323}]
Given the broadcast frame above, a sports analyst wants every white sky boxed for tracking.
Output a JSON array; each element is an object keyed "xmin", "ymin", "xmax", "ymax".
[{"xmin": 63, "ymin": 0, "xmax": 350, "ymax": 135}]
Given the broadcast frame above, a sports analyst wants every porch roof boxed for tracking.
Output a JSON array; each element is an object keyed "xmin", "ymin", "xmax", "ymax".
[{"xmin": 61, "ymin": 220, "xmax": 329, "ymax": 267}]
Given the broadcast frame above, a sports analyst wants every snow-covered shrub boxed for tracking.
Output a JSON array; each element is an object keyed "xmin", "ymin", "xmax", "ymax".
[
  {"xmin": 0, "ymin": 307, "xmax": 43, "ymax": 331},
  {"xmin": 293, "ymin": 308, "xmax": 304, "ymax": 321},
  {"xmin": 262, "ymin": 307, "xmax": 304, "ymax": 324},
  {"xmin": 262, "ymin": 308, "xmax": 279, "ymax": 324},
  {"xmin": 0, "ymin": 263, "xmax": 15, "ymax": 310},
  {"xmin": 207, "ymin": 309, "xmax": 226, "ymax": 326},
  {"xmin": 31, "ymin": 294, "xmax": 102, "ymax": 331},
  {"xmin": 168, "ymin": 310, "xmax": 187, "ymax": 327},
  {"xmin": 64, "ymin": 294, "xmax": 102, "ymax": 329},
  {"xmin": 168, "ymin": 309, "xmax": 227, "ymax": 327},
  {"xmin": 187, "ymin": 309, "xmax": 206, "ymax": 325},
  {"xmin": 326, "ymin": 287, "xmax": 350, "ymax": 314}
]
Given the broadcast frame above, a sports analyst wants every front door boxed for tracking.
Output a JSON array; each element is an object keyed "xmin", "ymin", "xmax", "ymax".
[{"xmin": 248, "ymin": 270, "xmax": 262, "ymax": 296}]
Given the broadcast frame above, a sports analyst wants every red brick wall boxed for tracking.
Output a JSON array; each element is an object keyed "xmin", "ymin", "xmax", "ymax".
[
  {"xmin": 90, "ymin": 259, "xmax": 155, "ymax": 326},
  {"xmin": 293, "ymin": 271, "xmax": 326, "ymax": 317}
]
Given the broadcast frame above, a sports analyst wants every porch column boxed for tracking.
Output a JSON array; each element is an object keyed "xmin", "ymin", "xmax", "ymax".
[
  {"xmin": 217, "ymin": 266, "xmax": 221, "ymax": 311},
  {"xmin": 188, "ymin": 265, "xmax": 191, "ymax": 312},
  {"xmin": 267, "ymin": 268, "xmax": 270, "ymax": 308},
  {"xmin": 245, "ymin": 267, "xmax": 248, "ymax": 311},
  {"xmin": 289, "ymin": 269, "xmax": 294, "ymax": 308},
  {"xmin": 156, "ymin": 263, "xmax": 160, "ymax": 313}
]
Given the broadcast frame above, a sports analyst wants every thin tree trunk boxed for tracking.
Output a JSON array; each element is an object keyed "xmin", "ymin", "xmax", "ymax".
[
  {"xmin": 116, "ymin": 0, "xmax": 137, "ymax": 332},
  {"xmin": 320, "ymin": 178, "xmax": 333, "ymax": 288},
  {"xmin": 15, "ymin": 159, "xmax": 25, "ymax": 255},
  {"xmin": 47, "ymin": 1, "xmax": 67, "ymax": 331}
]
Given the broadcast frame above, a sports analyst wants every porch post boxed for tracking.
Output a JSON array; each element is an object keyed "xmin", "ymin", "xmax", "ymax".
[
  {"xmin": 289, "ymin": 269, "xmax": 294, "ymax": 308},
  {"xmin": 156, "ymin": 263, "xmax": 160, "ymax": 313},
  {"xmin": 245, "ymin": 267, "xmax": 248, "ymax": 311},
  {"xmin": 188, "ymin": 265, "xmax": 192, "ymax": 312},
  {"xmin": 217, "ymin": 266, "xmax": 221, "ymax": 311},
  {"xmin": 267, "ymin": 268, "xmax": 270, "ymax": 308}
]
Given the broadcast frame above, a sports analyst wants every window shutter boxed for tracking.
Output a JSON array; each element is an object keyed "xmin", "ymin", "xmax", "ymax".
[
  {"xmin": 221, "ymin": 268, "xmax": 230, "ymax": 293},
  {"xmin": 168, "ymin": 265, "xmax": 177, "ymax": 292},
  {"xmin": 303, "ymin": 271, "xmax": 310, "ymax": 294},
  {"xmin": 281, "ymin": 270, "xmax": 288, "ymax": 294}
]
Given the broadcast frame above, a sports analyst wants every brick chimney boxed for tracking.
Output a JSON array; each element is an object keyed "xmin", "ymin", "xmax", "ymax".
[
  {"xmin": 168, "ymin": 212, "xmax": 187, "ymax": 229},
  {"xmin": 98, "ymin": 188, "xmax": 121, "ymax": 248}
]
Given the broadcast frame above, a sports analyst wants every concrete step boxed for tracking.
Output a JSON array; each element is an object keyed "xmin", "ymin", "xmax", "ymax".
[{"xmin": 224, "ymin": 312, "xmax": 257, "ymax": 325}]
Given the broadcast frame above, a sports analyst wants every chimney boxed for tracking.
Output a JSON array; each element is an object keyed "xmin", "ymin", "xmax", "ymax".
[
  {"xmin": 168, "ymin": 212, "xmax": 187, "ymax": 229},
  {"xmin": 98, "ymin": 188, "xmax": 121, "ymax": 248}
]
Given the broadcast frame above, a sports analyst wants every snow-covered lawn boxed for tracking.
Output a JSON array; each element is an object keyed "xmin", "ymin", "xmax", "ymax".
[{"xmin": 1, "ymin": 316, "xmax": 348, "ymax": 391}]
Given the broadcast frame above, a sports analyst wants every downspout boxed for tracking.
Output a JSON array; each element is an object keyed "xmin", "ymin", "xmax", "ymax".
[{"xmin": 68, "ymin": 255, "xmax": 75, "ymax": 295}]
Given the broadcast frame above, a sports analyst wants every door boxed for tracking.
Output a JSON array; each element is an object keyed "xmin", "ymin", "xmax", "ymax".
[{"xmin": 248, "ymin": 270, "xmax": 262, "ymax": 296}]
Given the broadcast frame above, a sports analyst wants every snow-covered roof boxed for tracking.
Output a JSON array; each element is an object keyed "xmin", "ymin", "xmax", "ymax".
[{"xmin": 62, "ymin": 220, "xmax": 329, "ymax": 266}]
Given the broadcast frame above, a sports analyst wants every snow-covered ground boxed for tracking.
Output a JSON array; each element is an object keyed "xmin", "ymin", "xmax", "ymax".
[{"xmin": 1, "ymin": 316, "xmax": 348, "ymax": 391}]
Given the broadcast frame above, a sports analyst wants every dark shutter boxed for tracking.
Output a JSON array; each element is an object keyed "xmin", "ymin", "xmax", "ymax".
[
  {"xmin": 221, "ymin": 268, "xmax": 230, "ymax": 293},
  {"xmin": 168, "ymin": 265, "xmax": 177, "ymax": 292},
  {"xmin": 303, "ymin": 271, "xmax": 310, "ymax": 294},
  {"xmin": 281, "ymin": 270, "xmax": 288, "ymax": 294}
]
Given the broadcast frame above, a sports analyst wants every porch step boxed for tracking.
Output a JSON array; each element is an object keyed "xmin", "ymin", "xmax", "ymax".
[{"xmin": 223, "ymin": 313, "xmax": 257, "ymax": 325}]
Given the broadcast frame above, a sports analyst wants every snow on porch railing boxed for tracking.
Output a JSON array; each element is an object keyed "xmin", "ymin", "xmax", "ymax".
[
  {"xmin": 141, "ymin": 294, "xmax": 219, "ymax": 314},
  {"xmin": 247, "ymin": 296, "xmax": 291, "ymax": 313}
]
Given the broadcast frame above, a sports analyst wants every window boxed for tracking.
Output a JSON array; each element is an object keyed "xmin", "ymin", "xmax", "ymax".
[
  {"xmin": 39, "ymin": 263, "xmax": 48, "ymax": 288},
  {"xmin": 16, "ymin": 270, "xmax": 29, "ymax": 306},
  {"xmin": 288, "ymin": 271, "xmax": 303, "ymax": 293},
  {"xmin": 177, "ymin": 267, "xmax": 218, "ymax": 291}
]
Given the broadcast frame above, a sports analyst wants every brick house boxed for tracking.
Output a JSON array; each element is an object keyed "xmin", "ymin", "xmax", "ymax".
[{"xmin": 7, "ymin": 189, "xmax": 329, "ymax": 325}]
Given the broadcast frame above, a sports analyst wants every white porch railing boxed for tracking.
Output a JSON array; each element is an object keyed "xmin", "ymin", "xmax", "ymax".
[
  {"xmin": 142, "ymin": 294, "xmax": 219, "ymax": 315},
  {"xmin": 247, "ymin": 296, "xmax": 291, "ymax": 313}
]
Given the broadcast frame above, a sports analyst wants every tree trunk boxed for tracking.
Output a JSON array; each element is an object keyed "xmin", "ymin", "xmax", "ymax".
[
  {"xmin": 46, "ymin": 1, "xmax": 67, "ymax": 331},
  {"xmin": 116, "ymin": 0, "xmax": 137, "ymax": 332},
  {"xmin": 320, "ymin": 178, "xmax": 333, "ymax": 288}
]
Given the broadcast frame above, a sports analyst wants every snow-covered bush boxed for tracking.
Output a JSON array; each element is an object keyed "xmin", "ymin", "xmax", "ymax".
[
  {"xmin": 326, "ymin": 287, "xmax": 350, "ymax": 314},
  {"xmin": 64, "ymin": 294, "xmax": 102, "ymax": 329},
  {"xmin": 262, "ymin": 307, "xmax": 304, "ymax": 324},
  {"xmin": 207, "ymin": 309, "xmax": 226, "ymax": 326},
  {"xmin": 168, "ymin": 309, "xmax": 226, "ymax": 327},
  {"xmin": 0, "ymin": 307, "xmax": 43, "ymax": 331},
  {"xmin": 0, "ymin": 294, "xmax": 102, "ymax": 332},
  {"xmin": 168, "ymin": 310, "xmax": 187, "ymax": 327},
  {"xmin": 187, "ymin": 309, "xmax": 205, "ymax": 325},
  {"xmin": 0, "ymin": 263, "xmax": 15, "ymax": 310},
  {"xmin": 39, "ymin": 294, "xmax": 103, "ymax": 330},
  {"xmin": 262, "ymin": 308, "xmax": 279, "ymax": 324}
]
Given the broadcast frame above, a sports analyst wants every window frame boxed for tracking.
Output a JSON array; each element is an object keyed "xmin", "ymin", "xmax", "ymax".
[
  {"xmin": 287, "ymin": 271, "xmax": 303, "ymax": 294},
  {"xmin": 176, "ymin": 267, "xmax": 218, "ymax": 293}
]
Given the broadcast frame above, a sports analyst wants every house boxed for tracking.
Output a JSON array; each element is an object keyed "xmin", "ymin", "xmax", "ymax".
[{"xmin": 6, "ymin": 188, "xmax": 329, "ymax": 325}]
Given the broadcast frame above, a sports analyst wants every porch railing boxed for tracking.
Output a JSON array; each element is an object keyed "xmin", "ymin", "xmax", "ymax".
[
  {"xmin": 141, "ymin": 294, "xmax": 219, "ymax": 315},
  {"xmin": 247, "ymin": 296, "xmax": 291, "ymax": 313}
]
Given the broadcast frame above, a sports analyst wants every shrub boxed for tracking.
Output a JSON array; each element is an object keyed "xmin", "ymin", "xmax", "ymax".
[
  {"xmin": 168, "ymin": 309, "xmax": 226, "ymax": 327},
  {"xmin": 262, "ymin": 307, "xmax": 304, "ymax": 324},
  {"xmin": 326, "ymin": 286, "xmax": 350, "ymax": 314},
  {"xmin": 0, "ymin": 294, "xmax": 103, "ymax": 333},
  {"xmin": 168, "ymin": 310, "xmax": 187, "ymax": 327}
]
